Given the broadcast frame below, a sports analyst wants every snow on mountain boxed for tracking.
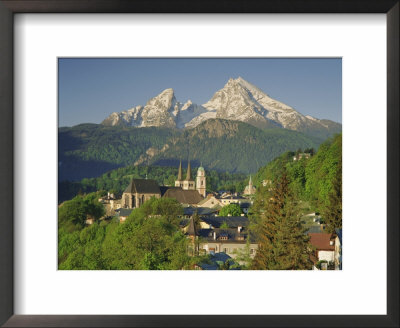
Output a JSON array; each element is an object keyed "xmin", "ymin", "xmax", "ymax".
[
  {"xmin": 201, "ymin": 77, "xmax": 341, "ymax": 137},
  {"xmin": 203, "ymin": 77, "xmax": 316, "ymax": 130},
  {"xmin": 101, "ymin": 77, "xmax": 341, "ymax": 139},
  {"xmin": 102, "ymin": 88, "xmax": 211, "ymax": 129},
  {"xmin": 176, "ymin": 100, "xmax": 211, "ymax": 129}
]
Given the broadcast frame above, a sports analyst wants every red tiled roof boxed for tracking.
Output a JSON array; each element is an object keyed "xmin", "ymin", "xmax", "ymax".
[{"xmin": 308, "ymin": 233, "xmax": 335, "ymax": 251}]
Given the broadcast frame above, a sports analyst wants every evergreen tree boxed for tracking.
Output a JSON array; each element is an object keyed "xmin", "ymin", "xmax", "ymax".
[
  {"xmin": 322, "ymin": 156, "xmax": 342, "ymax": 233},
  {"xmin": 251, "ymin": 170, "xmax": 312, "ymax": 270}
]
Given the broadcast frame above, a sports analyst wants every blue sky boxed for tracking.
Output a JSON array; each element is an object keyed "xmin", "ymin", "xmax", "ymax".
[{"xmin": 59, "ymin": 58, "xmax": 342, "ymax": 127}]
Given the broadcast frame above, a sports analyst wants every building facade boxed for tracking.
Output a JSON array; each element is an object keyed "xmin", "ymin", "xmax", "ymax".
[
  {"xmin": 175, "ymin": 160, "xmax": 206, "ymax": 197},
  {"xmin": 122, "ymin": 178, "xmax": 161, "ymax": 209},
  {"xmin": 196, "ymin": 165, "xmax": 206, "ymax": 197}
]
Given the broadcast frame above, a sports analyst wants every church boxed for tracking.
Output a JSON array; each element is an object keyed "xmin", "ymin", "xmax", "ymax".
[
  {"xmin": 174, "ymin": 160, "xmax": 206, "ymax": 198},
  {"xmin": 121, "ymin": 160, "xmax": 207, "ymax": 209}
]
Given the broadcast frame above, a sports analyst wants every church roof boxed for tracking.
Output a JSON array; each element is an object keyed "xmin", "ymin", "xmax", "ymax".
[
  {"xmin": 163, "ymin": 188, "xmax": 203, "ymax": 205},
  {"xmin": 123, "ymin": 179, "xmax": 161, "ymax": 194}
]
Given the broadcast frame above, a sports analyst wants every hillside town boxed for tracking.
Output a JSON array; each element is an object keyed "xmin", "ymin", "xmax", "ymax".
[{"xmin": 93, "ymin": 160, "xmax": 342, "ymax": 270}]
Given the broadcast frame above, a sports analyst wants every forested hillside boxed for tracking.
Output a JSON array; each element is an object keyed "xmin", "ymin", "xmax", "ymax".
[
  {"xmin": 58, "ymin": 124, "xmax": 180, "ymax": 181},
  {"xmin": 252, "ymin": 133, "xmax": 342, "ymax": 219},
  {"xmin": 58, "ymin": 119, "xmax": 322, "ymax": 182}
]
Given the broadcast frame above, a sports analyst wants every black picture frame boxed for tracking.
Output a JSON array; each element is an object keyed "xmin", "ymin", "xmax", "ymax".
[{"xmin": 0, "ymin": 1, "xmax": 398, "ymax": 327}]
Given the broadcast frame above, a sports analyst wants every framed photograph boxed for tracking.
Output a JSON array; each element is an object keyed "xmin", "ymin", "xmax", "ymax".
[{"xmin": 0, "ymin": 1, "xmax": 398, "ymax": 327}]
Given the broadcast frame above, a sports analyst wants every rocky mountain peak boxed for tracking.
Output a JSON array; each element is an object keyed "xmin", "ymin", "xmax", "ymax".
[
  {"xmin": 101, "ymin": 77, "xmax": 341, "ymax": 139},
  {"xmin": 146, "ymin": 88, "xmax": 176, "ymax": 110}
]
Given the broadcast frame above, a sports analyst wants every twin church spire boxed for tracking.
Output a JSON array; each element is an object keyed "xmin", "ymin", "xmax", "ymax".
[
  {"xmin": 176, "ymin": 159, "xmax": 193, "ymax": 182},
  {"xmin": 175, "ymin": 159, "xmax": 206, "ymax": 197}
]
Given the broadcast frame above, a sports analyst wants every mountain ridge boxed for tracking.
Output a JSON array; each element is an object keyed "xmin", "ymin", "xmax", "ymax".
[{"xmin": 101, "ymin": 77, "xmax": 341, "ymax": 139}]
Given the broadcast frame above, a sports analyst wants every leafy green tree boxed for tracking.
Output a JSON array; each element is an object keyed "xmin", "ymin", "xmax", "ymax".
[
  {"xmin": 219, "ymin": 203, "xmax": 242, "ymax": 216},
  {"xmin": 251, "ymin": 170, "xmax": 312, "ymax": 270},
  {"xmin": 58, "ymin": 196, "xmax": 87, "ymax": 231},
  {"xmin": 151, "ymin": 197, "xmax": 183, "ymax": 224}
]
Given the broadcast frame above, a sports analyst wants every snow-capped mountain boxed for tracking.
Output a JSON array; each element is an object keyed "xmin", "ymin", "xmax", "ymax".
[
  {"xmin": 102, "ymin": 88, "xmax": 212, "ymax": 129},
  {"xmin": 102, "ymin": 77, "xmax": 341, "ymax": 139}
]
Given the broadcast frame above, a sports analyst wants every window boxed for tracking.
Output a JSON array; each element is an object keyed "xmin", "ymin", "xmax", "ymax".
[
  {"xmin": 223, "ymin": 248, "xmax": 228, "ymax": 253},
  {"xmin": 250, "ymin": 248, "xmax": 254, "ymax": 255}
]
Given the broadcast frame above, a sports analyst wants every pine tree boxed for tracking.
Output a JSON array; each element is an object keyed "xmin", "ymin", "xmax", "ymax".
[
  {"xmin": 251, "ymin": 170, "xmax": 312, "ymax": 270},
  {"xmin": 322, "ymin": 157, "xmax": 342, "ymax": 233}
]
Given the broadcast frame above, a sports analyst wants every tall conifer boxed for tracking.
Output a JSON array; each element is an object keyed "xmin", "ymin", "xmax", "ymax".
[
  {"xmin": 251, "ymin": 170, "xmax": 312, "ymax": 270},
  {"xmin": 322, "ymin": 156, "xmax": 342, "ymax": 233}
]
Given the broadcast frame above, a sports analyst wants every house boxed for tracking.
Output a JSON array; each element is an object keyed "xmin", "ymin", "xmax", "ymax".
[
  {"xmin": 220, "ymin": 195, "xmax": 248, "ymax": 205},
  {"xmin": 200, "ymin": 215, "xmax": 249, "ymax": 229},
  {"xmin": 197, "ymin": 194, "xmax": 223, "ymax": 208},
  {"xmin": 293, "ymin": 153, "xmax": 311, "ymax": 161},
  {"xmin": 122, "ymin": 178, "xmax": 161, "ymax": 209},
  {"xmin": 334, "ymin": 228, "xmax": 342, "ymax": 270},
  {"xmin": 239, "ymin": 202, "xmax": 252, "ymax": 214},
  {"xmin": 115, "ymin": 208, "xmax": 133, "ymax": 222},
  {"xmin": 197, "ymin": 227, "xmax": 258, "ymax": 261},
  {"xmin": 183, "ymin": 212, "xmax": 257, "ymax": 262},
  {"xmin": 182, "ymin": 206, "xmax": 219, "ymax": 219},
  {"xmin": 308, "ymin": 232, "xmax": 337, "ymax": 270}
]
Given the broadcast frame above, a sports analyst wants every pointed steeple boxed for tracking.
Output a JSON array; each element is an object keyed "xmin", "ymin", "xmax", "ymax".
[
  {"xmin": 177, "ymin": 160, "xmax": 183, "ymax": 181},
  {"xmin": 187, "ymin": 215, "xmax": 197, "ymax": 236},
  {"xmin": 186, "ymin": 161, "xmax": 192, "ymax": 180},
  {"xmin": 249, "ymin": 175, "xmax": 253, "ymax": 186}
]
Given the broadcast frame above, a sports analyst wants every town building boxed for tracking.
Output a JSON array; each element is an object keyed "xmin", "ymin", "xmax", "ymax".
[
  {"xmin": 293, "ymin": 153, "xmax": 311, "ymax": 161},
  {"xmin": 243, "ymin": 175, "xmax": 256, "ymax": 195},
  {"xmin": 308, "ymin": 232, "xmax": 337, "ymax": 270},
  {"xmin": 115, "ymin": 208, "xmax": 133, "ymax": 223},
  {"xmin": 196, "ymin": 165, "xmax": 207, "ymax": 197},
  {"xmin": 122, "ymin": 178, "xmax": 161, "ymax": 208},
  {"xmin": 175, "ymin": 160, "xmax": 206, "ymax": 197},
  {"xmin": 197, "ymin": 194, "xmax": 223, "ymax": 209},
  {"xmin": 162, "ymin": 187, "xmax": 203, "ymax": 206},
  {"xmin": 220, "ymin": 194, "xmax": 248, "ymax": 205},
  {"xmin": 184, "ymin": 214, "xmax": 258, "ymax": 262}
]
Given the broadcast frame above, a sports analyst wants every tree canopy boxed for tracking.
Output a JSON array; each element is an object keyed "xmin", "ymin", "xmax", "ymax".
[{"xmin": 219, "ymin": 203, "xmax": 243, "ymax": 217}]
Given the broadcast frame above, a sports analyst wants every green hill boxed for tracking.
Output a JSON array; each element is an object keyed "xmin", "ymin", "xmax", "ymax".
[{"xmin": 58, "ymin": 119, "xmax": 323, "ymax": 182}]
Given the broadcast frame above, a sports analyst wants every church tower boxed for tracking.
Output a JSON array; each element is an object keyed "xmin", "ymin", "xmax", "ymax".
[
  {"xmin": 196, "ymin": 164, "xmax": 206, "ymax": 197},
  {"xmin": 243, "ymin": 175, "xmax": 256, "ymax": 195},
  {"xmin": 182, "ymin": 161, "xmax": 195, "ymax": 190},
  {"xmin": 175, "ymin": 160, "xmax": 183, "ymax": 188}
]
